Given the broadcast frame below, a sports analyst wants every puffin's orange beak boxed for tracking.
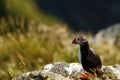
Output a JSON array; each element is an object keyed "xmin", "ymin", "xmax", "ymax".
[{"xmin": 72, "ymin": 38, "xmax": 77, "ymax": 44}]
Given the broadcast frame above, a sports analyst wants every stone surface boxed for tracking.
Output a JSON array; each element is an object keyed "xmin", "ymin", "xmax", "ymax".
[
  {"xmin": 12, "ymin": 62, "xmax": 120, "ymax": 80},
  {"xmin": 95, "ymin": 23, "xmax": 120, "ymax": 48}
]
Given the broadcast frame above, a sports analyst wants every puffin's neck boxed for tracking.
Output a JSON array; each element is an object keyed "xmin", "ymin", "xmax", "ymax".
[{"xmin": 80, "ymin": 42, "xmax": 90, "ymax": 57}]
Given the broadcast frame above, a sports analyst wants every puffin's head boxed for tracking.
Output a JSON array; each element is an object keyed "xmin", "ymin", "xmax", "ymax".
[{"xmin": 72, "ymin": 36, "xmax": 88, "ymax": 45}]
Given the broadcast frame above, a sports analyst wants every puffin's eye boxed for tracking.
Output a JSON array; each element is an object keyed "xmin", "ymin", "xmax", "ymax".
[{"xmin": 77, "ymin": 38, "xmax": 80, "ymax": 40}]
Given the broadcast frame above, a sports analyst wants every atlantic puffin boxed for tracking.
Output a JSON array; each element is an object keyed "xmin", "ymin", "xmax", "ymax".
[{"xmin": 72, "ymin": 36, "xmax": 103, "ymax": 78}]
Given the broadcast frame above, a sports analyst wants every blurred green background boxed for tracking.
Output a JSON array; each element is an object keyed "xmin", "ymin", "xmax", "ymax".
[{"xmin": 0, "ymin": 0, "xmax": 120, "ymax": 80}]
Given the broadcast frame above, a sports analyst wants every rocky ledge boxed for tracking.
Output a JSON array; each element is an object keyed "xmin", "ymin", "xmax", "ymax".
[{"xmin": 12, "ymin": 62, "xmax": 120, "ymax": 80}]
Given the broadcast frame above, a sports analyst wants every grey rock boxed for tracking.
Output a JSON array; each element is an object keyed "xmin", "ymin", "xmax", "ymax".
[
  {"xmin": 95, "ymin": 23, "xmax": 120, "ymax": 48},
  {"xmin": 12, "ymin": 62, "xmax": 120, "ymax": 80}
]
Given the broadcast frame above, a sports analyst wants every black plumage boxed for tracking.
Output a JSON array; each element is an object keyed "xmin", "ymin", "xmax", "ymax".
[{"xmin": 72, "ymin": 36, "xmax": 103, "ymax": 77}]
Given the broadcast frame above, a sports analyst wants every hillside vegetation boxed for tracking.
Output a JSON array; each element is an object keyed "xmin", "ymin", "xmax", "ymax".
[{"xmin": 0, "ymin": 0, "xmax": 120, "ymax": 80}]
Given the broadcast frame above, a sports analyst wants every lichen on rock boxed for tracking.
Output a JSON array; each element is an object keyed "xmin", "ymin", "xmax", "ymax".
[{"xmin": 12, "ymin": 62, "xmax": 120, "ymax": 80}]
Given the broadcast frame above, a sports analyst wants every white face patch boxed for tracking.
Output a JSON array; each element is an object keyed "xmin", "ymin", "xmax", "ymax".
[
  {"xmin": 75, "ymin": 37, "xmax": 87, "ymax": 44},
  {"xmin": 78, "ymin": 50, "xmax": 82, "ymax": 62},
  {"xmin": 76, "ymin": 37, "xmax": 81, "ymax": 43}
]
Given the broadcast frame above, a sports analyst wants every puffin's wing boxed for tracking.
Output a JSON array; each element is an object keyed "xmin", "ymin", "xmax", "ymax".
[{"xmin": 86, "ymin": 49, "xmax": 102, "ymax": 68}]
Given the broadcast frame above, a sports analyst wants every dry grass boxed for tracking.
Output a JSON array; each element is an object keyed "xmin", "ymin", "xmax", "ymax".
[
  {"xmin": 0, "ymin": 19, "xmax": 78, "ymax": 79},
  {"xmin": 92, "ymin": 41, "xmax": 120, "ymax": 65}
]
